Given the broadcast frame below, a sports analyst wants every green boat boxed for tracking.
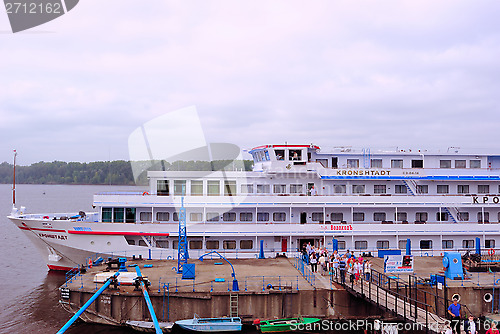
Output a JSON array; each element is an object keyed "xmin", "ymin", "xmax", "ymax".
[{"xmin": 256, "ymin": 317, "xmax": 321, "ymax": 332}]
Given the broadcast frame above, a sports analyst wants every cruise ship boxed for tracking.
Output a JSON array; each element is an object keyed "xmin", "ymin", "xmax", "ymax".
[{"xmin": 8, "ymin": 143, "xmax": 500, "ymax": 271}]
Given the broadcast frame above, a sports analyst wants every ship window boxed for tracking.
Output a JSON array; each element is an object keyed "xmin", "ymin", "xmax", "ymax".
[
  {"xmin": 273, "ymin": 212, "xmax": 286, "ymax": 222},
  {"xmin": 126, "ymin": 238, "xmax": 135, "ymax": 245},
  {"xmin": 102, "ymin": 207, "xmax": 112, "ymax": 222},
  {"xmin": 156, "ymin": 212, "xmax": 169, "ymax": 221},
  {"xmin": 478, "ymin": 212, "xmax": 490, "ymax": 223},
  {"xmin": 398, "ymin": 240, "xmax": 407, "ymax": 249},
  {"xmin": 173, "ymin": 212, "xmax": 179, "ymax": 221},
  {"xmin": 224, "ymin": 180, "xmax": 236, "ymax": 196},
  {"xmin": 478, "ymin": 185, "xmax": 490, "ymax": 194},
  {"xmin": 241, "ymin": 184, "xmax": 253, "ymax": 194},
  {"xmin": 455, "ymin": 160, "xmax": 466, "ymax": 168},
  {"xmin": 442, "ymin": 240, "xmax": 453, "ymax": 249},
  {"xmin": 257, "ymin": 212, "xmax": 269, "ymax": 221},
  {"xmin": 416, "ymin": 212, "xmax": 428, "ymax": 222},
  {"xmin": 140, "ymin": 212, "xmax": 152, "ymax": 222},
  {"xmin": 206, "ymin": 240, "xmax": 219, "ymax": 249},
  {"xmin": 486, "ymin": 239, "xmax": 496, "ymax": 248},
  {"xmin": 437, "ymin": 212, "xmax": 448, "ymax": 221},
  {"xmin": 440, "ymin": 160, "xmax": 451, "ymax": 168},
  {"xmin": 371, "ymin": 159, "xmax": 383, "ymax": 168},
  {"xmin": 353, "ymin": 212, "xmax": 365, "ymax": 221},
  {"xmin": 191, "ymin": 180, "xmax": 203, "ymax": 196},
  {"xmin": 355, "ymin": 241, "xmax": 368, "ymax": 250},
  {"xmin": 391, "ymin": 160, "xmax": 403, "ymax": 168},
  {"xmin": 206, "ymin": 212, "xmax": 219, "ymax": 222},
  {"xmin": 174, "ymin": 180, "xmax": 186, "ymax": 196},
  {"xmin": 395, "ymin": 185, "xmax": 407, "ymax": 194},
  {"xmin": 396, "ymin": 212, "xmax": 407, "ymax": 222},
  {"xmin": 331, "ymin": 212, "xmax": 343, "ymax": 221},
  {"xmin": 273, "ymin": 184, "xmax": 286, "ymax": 194},
  {"xmin": 374, "ymin": 185, "xmax": 386, "ymax": 194},
  {"xmin": 338, "ymin": 241, "xmax": 346, "ymax": 250},
  {"xmin": 256, "ymin": 184, "xmax": 270, "ymax": 193},
  {"xmin": 223, "ymin": 212, "xmax": 236, "ymax": 222},
  {"xmin": 373, "ymin": 212, "xmax": 386, "ymax": 221},
  {"xmin": 458, "ymin": 185, "xmax": 469, "ymax": 194},
  {"xmin": 290, "ymin": 184, "xmax": 303, "ymax": 194},
  {"xmin": 240, "ymin": 240, "xmax": 253, "ymax": 249},
  {"xmin": 240, "ymin": 212, "xmax": 253, "ymax": 222},
  {"xmin": 416, "ymin": 185, "xmax": 428, "ymax": 194},
  {"xmin": 457, "ymin": 212, "xmax": 469, "ymax": 221},
  {"xmin": 333, "ymin": 185, "xmax": 346, "ymax": 194},
  {"xmin": 312, "ymin": 212, "xmax": 324, "ymax": 222},
  {"xmin": 352, "ymin": 185, "xmax": 365, "ymax": 194},
  {"xmin": 223, "ymin": 240, "xmax": 236, "ymax": 249},
  {"xmin": 113, "ymin": 208, "xmax": 124, "ymax": 222},
  {"xmin": 289, "ymin": 150, "xmax": 302, "ymax": 161},
  {"xmin": 157, "ymin": 180, "xmax": 169, "ymax": 196},
  {"xmin": 190, "ymin": 213, "xmax": 203, "ymax": 221},
  {"xmin": 420, "ymin": 240, "xmax": 432, "ymax": 249},
  {"xmin": 316, "ymin": 159, "xmax": 328, "ymax": 168},
  {"xmin": 376, "ymin": 240, "xmax": 389, "ymax": 249},
  {"xmin": 347, "ymin": 159, "xmax": 359, "ymax": 168},
  {"xmin": 470, "ymin": 160, "xmax": 481, "ymax": 168},
  {"xmin": 189, "ymin": 240, "xmax": 202, "ymax": 249},
  {"xmin": 125, "ymin": 208, "xmax": 136, "ymax": 223},
  {"xmin": 411, "ymin": 160, "xmax": 423, "ymax": 168},
  {"xmin": 207, "ymin": 180, "xmax": 220, "ymax": 196},
  {"xmin": 463, "ymin": 239, "xmax": 474, "ymax": 249},
  {"xmin": 437, "ymin": 185, "xmax": 449, "ymax": 194},
  {"xmin": 156, "ymin": 240, "xmax": 168, "ymax": 248},
  {"xmin": 173, "ymin": 240, "xmax": 178, "ymax": 249},
  {"xmin": 138, "ymin": 240, "xmax": 147, "ymax": 247},
  {"xmin": 275, "ymin": 149, "xmax": 285, "ymax": 161}
]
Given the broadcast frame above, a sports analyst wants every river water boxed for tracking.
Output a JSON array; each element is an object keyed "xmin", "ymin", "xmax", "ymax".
[{"xmin": 0, "ymin": 184, "xmax": 143, "ymax": 334}]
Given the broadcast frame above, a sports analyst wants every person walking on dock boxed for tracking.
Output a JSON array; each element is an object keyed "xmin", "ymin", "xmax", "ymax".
[
  {"xmin": 310, "ymin": 253, "xmax": 318, "ymax": 273},
  {"xmin": 447, "ymin": 298, "xmax": 461, "ymax": 334},
  {"xmin": 339, "ymin": 256, "xmax": 346, "ymax": 285},
  {"xmin": 465, "ymin": 315, "xmax": 476, "ymax": 334},
  {"xmin": 486, "ymin": 322, "xmax": 499, "ymax": 334}
]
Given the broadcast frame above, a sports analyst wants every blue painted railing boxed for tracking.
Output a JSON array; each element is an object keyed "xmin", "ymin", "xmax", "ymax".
[{"xmin": 293, "ymin": 256, "xmax": 316, "ymax": 286}]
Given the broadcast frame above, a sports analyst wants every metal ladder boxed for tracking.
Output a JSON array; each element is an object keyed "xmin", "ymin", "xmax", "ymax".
[{"xmin": 229, "ymin": 293, "xmax": 238, "ymax": 317}]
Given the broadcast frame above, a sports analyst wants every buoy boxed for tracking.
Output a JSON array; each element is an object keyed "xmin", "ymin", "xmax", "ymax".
[
  {"xmin": 88, "ymin": 258, "xmax": 92, "ymax": 268},
  {"xmin": 142, "ymin": 191, "xmax": 149, "ymax": 196},
  {"xmin": 489, "ymin": 248, "xmax": 495, "ymax": 256}
]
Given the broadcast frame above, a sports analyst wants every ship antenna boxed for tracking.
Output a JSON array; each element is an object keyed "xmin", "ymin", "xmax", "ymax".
[{"xmin": 12, "ymin": 149, "xmax": 17, "ymax": 206}]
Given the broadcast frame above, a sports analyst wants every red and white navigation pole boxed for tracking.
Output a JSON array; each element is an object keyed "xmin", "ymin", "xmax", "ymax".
[{"xmin": 12, "ymin": 149, "xmax": 17, "ymax": 206}]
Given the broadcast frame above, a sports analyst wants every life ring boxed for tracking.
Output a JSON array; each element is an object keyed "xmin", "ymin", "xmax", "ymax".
[
  {"xmin": 88, "ymin": 258, "xmax": 92, "ymax": 268},
  {"xmin": 489, "ymin": 248, "xmax": 495, "ymax": 256},
  {"xmin": 142, "ymin": 191, "xmax": 149, "ymax": 196}
]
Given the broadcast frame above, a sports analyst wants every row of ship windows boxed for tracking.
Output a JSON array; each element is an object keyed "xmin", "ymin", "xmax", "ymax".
[
  {"xmin": 132, "ymin": 210, "xmax": 499, "ymax": 223},
  {"xmin": 345, "ymin": 159, "xmax": 482, "ymax": 169},
  {"xmin": 346, "ymin": 239, "xmax": 496, "ymax": 250},
  {"xmin": 129, "ymin": 238, "xmax": 254, "ymax": 250},
  {"xmin": 156, "ymin": 180, "xmax": 499, "ymax": 196}
]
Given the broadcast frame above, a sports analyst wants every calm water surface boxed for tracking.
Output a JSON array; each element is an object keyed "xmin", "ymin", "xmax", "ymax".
[{"xmin": 0, "ymin": 184, "xmax": 143, "ymax": 334}]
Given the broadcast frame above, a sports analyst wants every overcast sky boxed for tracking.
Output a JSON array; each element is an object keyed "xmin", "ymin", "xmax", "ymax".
[{"xmin": 1, "ymin": 1, "xmax": 499, "ymax": 165}]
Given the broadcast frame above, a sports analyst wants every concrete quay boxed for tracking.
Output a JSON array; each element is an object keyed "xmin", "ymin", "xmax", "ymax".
[{"xmin": 59, "ymin": 257, "xmax": 386, "ymax": 329}]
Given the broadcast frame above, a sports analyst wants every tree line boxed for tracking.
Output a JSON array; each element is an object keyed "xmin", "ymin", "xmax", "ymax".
[{"xmin": 0, "ymin": 160, "xmax": 253, "ymax": 185}]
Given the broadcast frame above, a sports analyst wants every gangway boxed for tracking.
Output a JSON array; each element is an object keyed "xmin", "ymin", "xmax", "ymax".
[{"xmin": 330, "ymin": 270, "xmax": 470, "ymax": 333}]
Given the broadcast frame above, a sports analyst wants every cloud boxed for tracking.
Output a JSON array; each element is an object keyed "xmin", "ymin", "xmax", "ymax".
[{"xmin": 0, "ymin": 0, "xmax": 500, "ymax": 163}]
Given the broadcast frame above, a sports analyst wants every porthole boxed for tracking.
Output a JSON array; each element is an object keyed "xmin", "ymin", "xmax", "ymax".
[
  {"xmin": 484, "ymin": 293, "xmax": 493, "ymax": 303},
  {"xmin": 452, "ymin": 293, "xmax": 461, "ymax": 302},
  {"xmin": 453, "ymin": 258, "xmax": 459, "ymax": 264},
  {"xmin": 107, "ymin": 241, "xmax": 111, "ymax": 246},
  {"xmin": 90, "ymin": 241, "xmax": 94, "ymax": 245}
]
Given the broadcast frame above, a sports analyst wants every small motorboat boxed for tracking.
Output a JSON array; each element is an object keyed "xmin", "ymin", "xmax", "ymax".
[
  {"xmin": 255, "ymin": 316, "xmax": 321, "ymax": 332},
  {"xmin": 125, "ymin": 320, "xmax": 173, "ymax": 333},
  {"xmin": 175, "ymin": 314, "xmax": 242, "ymax": 332}
]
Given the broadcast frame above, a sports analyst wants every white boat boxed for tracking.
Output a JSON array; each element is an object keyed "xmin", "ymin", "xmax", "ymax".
[
  {"xmin": 7, "ymin": 143, "xmax": 500, "ymax": 271},
  {"xmin": 175, "ymin": 315, "xmax": 242, "ymax": 332}
]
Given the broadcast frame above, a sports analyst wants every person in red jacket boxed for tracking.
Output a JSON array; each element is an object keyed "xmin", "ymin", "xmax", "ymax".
[{"xmin": 486, "ymin": 322, "xmax": 499, "ymax": 334}]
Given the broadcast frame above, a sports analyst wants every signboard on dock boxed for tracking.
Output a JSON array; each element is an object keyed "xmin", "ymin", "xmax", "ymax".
[
  {"xmin": 60, "ymin": 287, "xmax": 70, "ymax": 299},
  {"xmin": 384, "ymin": 255, "xmax": 414, "ymax": 274}
]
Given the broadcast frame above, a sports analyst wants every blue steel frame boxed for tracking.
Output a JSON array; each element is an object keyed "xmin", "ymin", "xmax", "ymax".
[{"xmin": 177, "ymin": 197, "xmax": 189, "ymax": 273}]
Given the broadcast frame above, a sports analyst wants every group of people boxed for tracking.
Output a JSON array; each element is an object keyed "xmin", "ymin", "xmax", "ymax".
[
  {"xmin": 302, "ymin": 244, "xmax": 372, "ymax": 284},
  {"xmin": 444, "ymin": 297, "xmax": 499, "ymax": 334}
]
